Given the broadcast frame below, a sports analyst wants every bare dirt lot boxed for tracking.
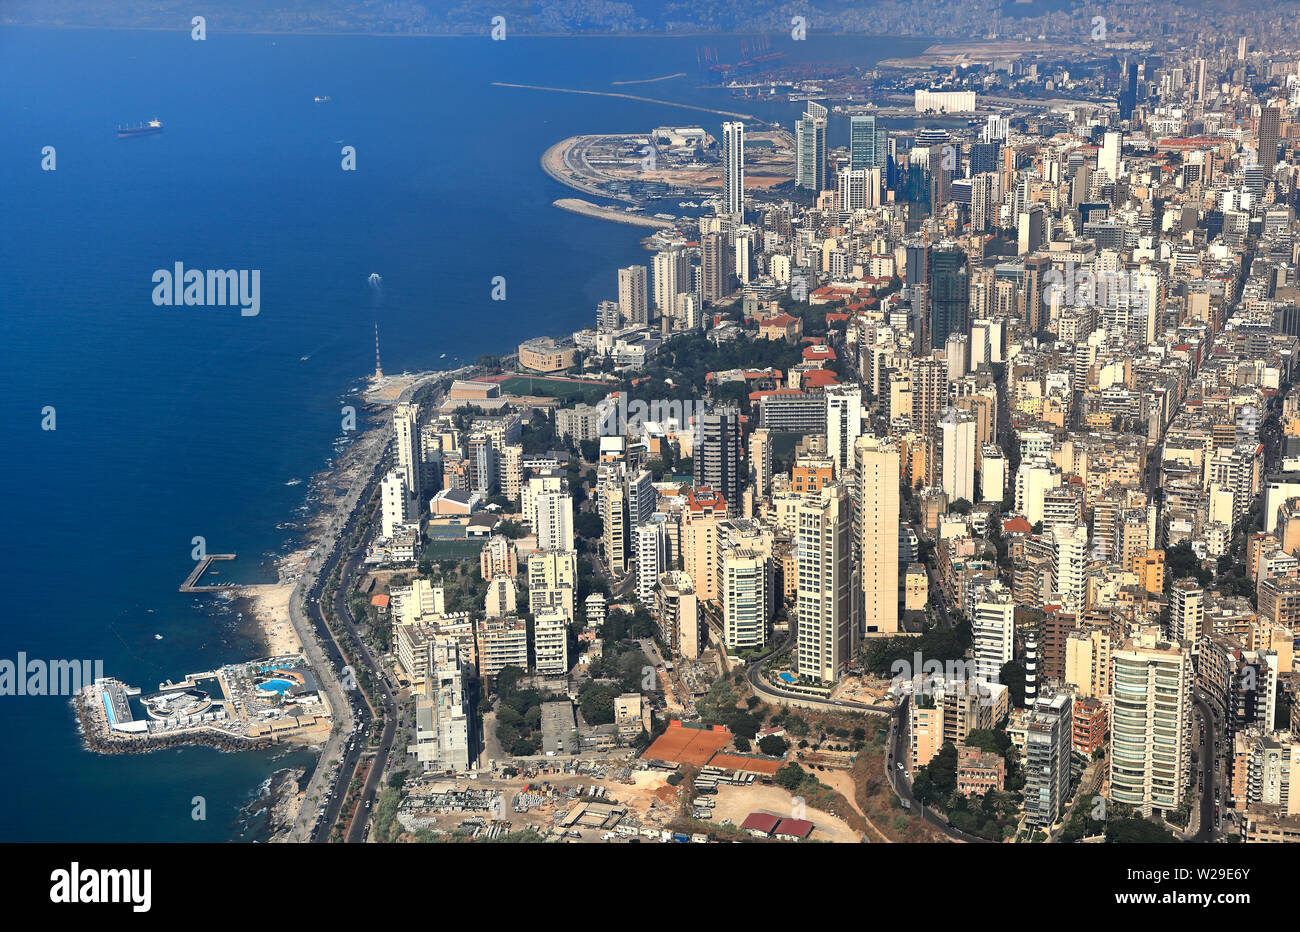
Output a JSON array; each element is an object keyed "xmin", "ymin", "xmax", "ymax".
[{"xmin": 711, "ymin": 782, "xmax": 861, "ymax": 844}]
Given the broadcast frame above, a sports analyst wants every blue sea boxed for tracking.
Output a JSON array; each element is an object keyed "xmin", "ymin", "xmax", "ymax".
[{"xmin": 0, "ymin": 26, "xmax": 930, "ymax": 841}]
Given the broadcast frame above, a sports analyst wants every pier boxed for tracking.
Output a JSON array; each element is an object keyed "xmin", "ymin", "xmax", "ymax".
[{"xmin": 180, "ymin": 554, "xmax": 237, "ymax": 592}]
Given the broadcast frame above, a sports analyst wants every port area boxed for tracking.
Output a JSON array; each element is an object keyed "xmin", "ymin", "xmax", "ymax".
[
  {"xmin": 77, "ymin": 655, "xmax": 333, "ymax": 753},
  {"xmin": 179, "ymin": 553, "xmax": 236, "ymax": 592}
]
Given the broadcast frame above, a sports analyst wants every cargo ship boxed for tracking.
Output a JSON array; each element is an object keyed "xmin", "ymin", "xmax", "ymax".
[{"xmin": 117, "ymin": 119, "xmax": 163, "ymax": 138}]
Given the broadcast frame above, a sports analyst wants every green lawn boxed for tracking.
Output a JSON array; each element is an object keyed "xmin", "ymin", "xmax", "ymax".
[
  {"xmin": 499, "ymin": 375, "xmax": 610, "ymax": 403},
  {"xmin": 422, "ymin": 539, "xmax": 483, "ymax": 561}
]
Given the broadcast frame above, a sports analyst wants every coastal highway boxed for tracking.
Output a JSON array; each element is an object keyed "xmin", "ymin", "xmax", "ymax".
[
  {"xmin": 310, "ymin": 371, "xmax": 453, "ymax": 843},
  {"xmin": 299, "ymin": 443, "xmax": 389, "ymax": 842},
  {"xmin": 329, "ymin": 493, "xmax": 398, "ymax": 844},
  {"xmin": 289, "ymin": 370, "xmax": 452, "ymax": 842}
]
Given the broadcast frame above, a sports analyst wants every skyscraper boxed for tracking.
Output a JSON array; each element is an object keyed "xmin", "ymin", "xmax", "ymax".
[
  {"xmin": 748, "ymin": 427, "xmax": 773, "ymax": 499},
  {"xmin": 849, "ymin": 114, "xmax": 887, "ymax": 171},
  {"xmin": 618, "ymin": 265, "xmax": 648, "ymax": 326},
  {"xmin": 796, "ymin": 101, "xmax": 828, "ymax": 191},
  {"xmin": 926, "ymin": 246, "xmax": 969, "ymax": 351},
  {"xmin": 972, "ymin": 581, "xmax": 1015, "ymax": 682},
  {"xmin": 1109, "ymin": 630, "xmax": 1193, "ymax": 816},
  {"xmin": 824, "ymin": 383, "xmax": 864, "ymax": 476},
  {"xmin": 695, "ymin": 407, "xmax": 741, "ymax": 513},
  {"xmin": 651, "ymin": 249, "xmax": 689, "ymax": 318},
  {"xmin": 939, "ymin": 406, "xmax": 977, "ymax": 504},
  {"xmin": 855, "ymin": 435, "xmax": 900, "ymax": 636},
  {"xmin": 701, "ymin": 232, "xmax": 732, "ymax": 304},
  {"xmin": 394, "ymin": 403, "xmax": 423, "ymax": 500},
  {"xmin": 796, "ymin": 483, "xmax": 858, "ymax": 683},
  {"xmin": 1260, "ymin": 106, "xmax": 1281, "ymax": 171},
  {"xmin": 1098, "ymin": 131, "xmax": 1121, "ymax": 183},
  {"xmin": 721, "ymin": 121, "xmax": 745, "ymax": 218},
  {"xmin": 1023, "ymin": 690, "xmax": 1073, "ymax": 826},
  {"xmin": 535, "ymin": 489, "xmax": 574, "ymax": 551}
]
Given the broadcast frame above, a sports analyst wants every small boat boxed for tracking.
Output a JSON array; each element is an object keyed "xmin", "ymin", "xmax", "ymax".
[
  {"xmin": 285, "ymin": 478, "xmax": 302, "ymax": 486},
  {"xmin": 300, "ymin": 354, "xmax": 310, "ymax": 361},
  {"xmin": 314, "ymin": 95, "xmax": 331, "ymax": 103},
  {"xmin": 154, "ymin": 634, "xmax": 163, "ymax": 641},
  {"xmin": 440, "ymin": 353, "xmax": 447, "ymax": 359}
]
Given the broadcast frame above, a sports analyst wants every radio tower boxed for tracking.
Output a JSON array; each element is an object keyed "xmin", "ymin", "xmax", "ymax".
[{"xmin": 373, "ymin": 320, "xmax": 383, "ymax": 378}]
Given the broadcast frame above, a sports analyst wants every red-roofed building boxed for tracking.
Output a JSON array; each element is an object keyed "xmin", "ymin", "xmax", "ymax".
[
  {"xmin": 759, "ymin": 314, "xmax": 801, "ymax": 343},
  {"xmin": 686, "ymin": 486, "xmax": 727, "ymax": 516},
  {"xmin": 775, "ymin": 818, "xmax": 814, "ymax": 840},
  {"xmin": 741, "ymin": 812, "xmax": 781, "ymax": 837},
  {"xmin": 371, "ymin": 594, "xmax": 390, "ymax": 614},
  {"xmin": 1002, "ymin": 516, "xmax": 1033, "ymax": 535},
  {"xmin": 802, "ymin": 344, "xmax": 836, "ymax": 364},
  {"xmin": 800, "ymin": 369, "xmax": 840, "ymax": 390}
]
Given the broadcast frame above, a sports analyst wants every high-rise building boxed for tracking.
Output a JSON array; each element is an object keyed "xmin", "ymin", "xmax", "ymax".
[
  {"xmin": 910, "ymin": 356, "xmax": 948, "ymax": 438},
  {"xmin": 1260, "ymin": 106, "xmax": 1281, "ymax": 172},
  {"xmin": 1098, "ymin": 131, "xmax": 1121, "ymax": 183},
  {"xmin": 634, "ymin": 518, "xmax": 669, "ymax": 606},
  {"xmin": 825, "ymin": 383, "xmax": 864, "ymax": 476},
  {"xmin": 849, "ymin": 114, "xmax": 887, "ymax": 170},
  {"xmin": 1051, "ymin": 523, "xmax": 1089, "ymax": 611},
  {"xmin": 1169, "ymin": 578, "xmax": 1205, "ymax": 644},
  {"xmin": 720, "ymin": 546, "xmax": 769, "ymax": 652},
  {"xmin": 796, "ymin": 483, "xmax": 858, "ymax": 683},
  {"xmin": 939, "ymin": 406, "xmax": 977, "ymax": 504},
  {"xmin": 1119, "ymin": 59, "xmax": 1138, "ymax": 121},
  {"xmin": 414, "ymin": 637, "xmax": 471, "ymax": 772},
  {"xmin": 381, "ymin": 468, "xmax": 413, "ymax": 539},
  {"xmin": 527, "ymin": 548, "xmax": 577, "ymax": 621},
  {"xmin": 532, "ymin": 610, "xmax": 569, "ymax": 676},
  {"xmin": 652, "ymin": 249, "xmax": 689, "ymax": 318},
  {"xmin": 721, "ymin": 121, "xmax": 745, "ymax": 218},
  {"xmin": 618, "ymin": 264, "xmax": 649, "ymax": 326},
  {"xmin": 701, "ymin": 232, "xmax": 732, "ymax": 305},
  {"xmin": 970, "ymin": 171, "xmax": 1000, "ymax": 234},
  {"xmin": 1064, "ymin": 626, "xmax": 1112, "ymax": 699},
  {"xmin": 1109, "ymin": 630, "xmax": 1194, "ymax": 816},
  {"xmin": 535, "ymin": 489, "xmax": 574, "ymax": 551},
  {"xmin": 1023, "ymin": 690, "xmax": 1073, "ymax": 826},
  {"xmin": 927, "ymin": 246, "xmax": 969, "ymax": 351},
  {"xmin": 394, "ymin": 403, "xmax": 423, "ymax": 499},
  {"xmin": 682, "ymin": 486, "xmax": 725, "ymax": 603},
  {"xmin": 855, "ymin": 435, "xmax": 900, "ymax": 636},
  {"xmin": 796, "ymin": 101, "xmax": 828, "ymax": 191},
  {"xmin": 972, "ymin": 581, "xmax": 1015, "ymax": 681},
  {"xmin": 656, "ymin": 571, "xmax": 699, "ymax": 658},
  {"xmin": 749, "ymin": 428, "xmax": 773, "ymax": 499},
  {"xmin": 466, "ymin": 432, "xmax": 496, "ymax": 494},
  {"xmin": 600, "ymin": 477, "xmax": 629, "ymax": 575},
  {"xmin": 695, "ymin": 407, "xmax": 741, "ymax": 513}
]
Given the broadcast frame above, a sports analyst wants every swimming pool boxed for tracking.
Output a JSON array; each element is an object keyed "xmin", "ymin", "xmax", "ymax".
[
  {"xmin": 256, "ymin": 678, "xmax": 294, "ymax": 694},
  {"xmin": 778, "ymin": 672, "xmax": 796, "ymax": 684}
]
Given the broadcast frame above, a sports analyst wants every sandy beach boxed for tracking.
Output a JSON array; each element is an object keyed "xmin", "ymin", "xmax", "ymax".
[{"xmin": 238, "ymin": 572, "xmax": 306, "ymax": 657}]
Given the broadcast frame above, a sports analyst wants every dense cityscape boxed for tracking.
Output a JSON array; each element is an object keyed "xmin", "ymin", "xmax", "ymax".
[
  {"xmin": 13, "ymin": 0, "xmax": 1300, "ymax": 916},
  {"xmin": 247, "ymin": 18, "xmax": 1300, "ymax": 856}
]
